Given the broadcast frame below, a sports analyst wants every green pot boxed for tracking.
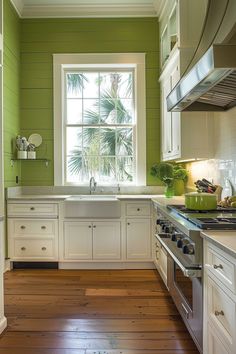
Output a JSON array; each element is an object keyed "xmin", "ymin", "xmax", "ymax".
[{"xmin": 185, "ymin": 192, "xmax": 217, "ymax": 210}]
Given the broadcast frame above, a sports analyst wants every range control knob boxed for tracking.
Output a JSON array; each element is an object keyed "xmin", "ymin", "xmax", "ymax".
[
  {"xmin": 183, "ymin": 243, "xmax": 195, "ymax": 255},
  {"xmin": 164, "ymin": 225, "xmax": 172, "ymax": 234},
  {"xmin": 176, "ymin": 239, "xmax": 183, "ymax": 248},
  {"xmin": 177, "ymin": 238, "xmax": 189, "ymax": 248},
  {"xmin": 171, "ymin": 233, "xmax": 182, "ymax": 242}
]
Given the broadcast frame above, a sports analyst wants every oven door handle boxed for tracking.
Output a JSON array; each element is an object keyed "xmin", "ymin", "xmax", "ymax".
[{"xmin": 155, "ymin": 234, "xmax": 202, "ymax": 278}]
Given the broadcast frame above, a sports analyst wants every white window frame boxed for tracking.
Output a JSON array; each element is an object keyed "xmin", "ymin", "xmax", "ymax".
[{"xmin": 53, "ymin": 53, "xmax": 146, "ymax": 186}]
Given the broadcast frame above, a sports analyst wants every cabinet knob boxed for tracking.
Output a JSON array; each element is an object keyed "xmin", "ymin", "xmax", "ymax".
[
  {"xmin": 21, "ymin": 247, "xmax": 26, "ymax": 251},
  {"xmin": 93, "ymin": 225, "xmax": 96, "ymax": 228},
  {"xmin": 88, "ymin": 225, "xmax": 92, "ymax": 228},
  {"xmin": 168, "ymin": 150, "xmax": 171, "ymax": 153},
  {"xmin": 213, "ymin": 264, "xmax": 223, "ymax": 270},
  {"xmin": 215, "ymin": 310, "xmax": 224, "ymax": 317},
  {"xmin": 41, "ymin": 247, "xmax": 47, "ymax": 251},
  {"xmin": 127, "ymin": 222, "xmax": 130, "ymax": 225},
  {"xmin": 41, "ymin": 226, "xmax": 46, "ymax": 230},
  {"xmin": 137, "ymin": 208, "xmax": 140, "ymax": 211},
  {"xmin": 20, "ymin": 225, "xmax": 26, "ymax": 229},
  {"xmin": 30, "ymin": 207, "xmax": 35, "ymax": 211}
]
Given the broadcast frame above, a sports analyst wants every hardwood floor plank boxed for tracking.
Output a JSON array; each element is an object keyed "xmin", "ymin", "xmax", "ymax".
[{"xmin": 7, "ymin": 318, "xmax": 187, "ymax": 332}]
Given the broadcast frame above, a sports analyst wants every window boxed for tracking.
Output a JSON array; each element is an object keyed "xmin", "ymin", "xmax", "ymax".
[{"xmin": 53, "ymin": 53, "xmax": 146, "ymax": 186}]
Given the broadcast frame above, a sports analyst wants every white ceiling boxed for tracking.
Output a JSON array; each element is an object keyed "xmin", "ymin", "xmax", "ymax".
[{"xmin": 10, "ymin": 0, "xmax": 164, "ymax": 18}]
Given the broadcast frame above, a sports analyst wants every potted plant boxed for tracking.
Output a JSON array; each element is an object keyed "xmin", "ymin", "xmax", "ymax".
[{"xmin": 151, "ymin": 162, "xmax": 188, "ymax": 197}]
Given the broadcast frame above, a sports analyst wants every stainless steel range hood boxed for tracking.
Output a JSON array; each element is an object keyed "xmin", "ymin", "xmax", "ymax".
[
  {"xmin": 167, "ymin": 0, "xmax": 236, "ymax": 112},
  {"xmin": 167, "ymin": 44, "xmax": 236, "ymax": 112}
]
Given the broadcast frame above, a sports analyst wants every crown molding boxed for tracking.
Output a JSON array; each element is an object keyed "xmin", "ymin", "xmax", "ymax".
[
  {"xmin": 10, "ymin": 0, "xmax": 24, "ymax": 17},
  {"xmin": 10, "ymin": 1, "xmax": 160, "ymax": 18}
]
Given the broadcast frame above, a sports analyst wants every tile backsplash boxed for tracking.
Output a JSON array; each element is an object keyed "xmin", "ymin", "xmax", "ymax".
[{"xmin": 187, "ymin": 107, "xmax": 236, "ymax": 197}]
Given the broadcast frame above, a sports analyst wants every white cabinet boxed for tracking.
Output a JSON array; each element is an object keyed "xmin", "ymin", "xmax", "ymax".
[
  {"xmin": 64, "ymin": 221, "xmax": 121, "ymax": 261},
  {"xmin": 126, "ymin": 218, "xmax": 151, "ymax": 260},
  {"xmin": 7, "ymin": 202, "xmax": 59, "ymax": 261},
  {"xmin": 160, "ymin": 0, "xmax": 207, "ymax": 68},
  {"xmin": 64, "ymin": 222, "xmax": 92, "ymax": 260},
  {"xmin": 125, "ymin": 201, "xmax": 152, "ymax": 261},
  {"xmin": 204, "ymin": 241, "xmax": 236, "ymax": 354},
  {"xmin": 160, "ymin": 53, "xmax": 214, "ymax": 162}
]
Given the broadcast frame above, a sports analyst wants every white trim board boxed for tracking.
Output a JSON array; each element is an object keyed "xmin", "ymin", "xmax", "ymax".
[
  {"xmin": 53, "ymin": 53, "xmax": 146, "ymax": 186},
  {"xmin": 10, "ymin": 0, "xmax": 162, "ymax": 18}
]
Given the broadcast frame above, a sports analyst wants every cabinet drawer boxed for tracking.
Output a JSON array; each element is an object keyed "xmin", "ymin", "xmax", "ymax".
[
  {"xmin": 8, "ymin": 203, "xmax": 58, "ymax": 218},
  {"xmin": 126, "ymin": 203, "xmax": 151, "ymax": 216},
  {"xmin": 13, "ymin": 239, "xmax": 55, "ymax": 259},
  {"xmin": 206, "ymin": 243, "xmax": 236, "ymax": 294},
  {"xmin": 207, "ymin": 276, "xmax": 236, "ymax": 346},
  {"xmin": 10, "ymin": 219, "xmax": 57, "ymax": 237}
]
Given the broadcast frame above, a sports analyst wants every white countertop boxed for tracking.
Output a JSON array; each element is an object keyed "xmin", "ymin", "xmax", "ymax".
[
  {"xmin": 7, "ymin": 194, "xmax": 160, "ymax": 201},
  {"xmin": 201, "ymin": 230, "xmax": 236, "ymax": 258}
]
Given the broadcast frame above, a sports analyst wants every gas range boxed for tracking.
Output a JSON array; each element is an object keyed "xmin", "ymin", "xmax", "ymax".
[{"xmin": 167, "ymin": 204, "xmax": 236, "ymax": 230}]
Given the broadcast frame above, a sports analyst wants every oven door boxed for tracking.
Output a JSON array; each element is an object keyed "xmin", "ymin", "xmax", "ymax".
[{"xmin": 167, "ymin": 255, "xmax": 203, "ymax": 353}]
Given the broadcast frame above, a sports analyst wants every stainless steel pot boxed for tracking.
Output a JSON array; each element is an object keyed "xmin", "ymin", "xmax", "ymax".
[{"xmin": 185, "ymin": 192, "xmax": 217, "ymax": 210}]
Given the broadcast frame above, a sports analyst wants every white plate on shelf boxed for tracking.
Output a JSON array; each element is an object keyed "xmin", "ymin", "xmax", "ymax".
[{"xmin": 28, "ymin": 133, "xmax": 42, "ymax": 147}]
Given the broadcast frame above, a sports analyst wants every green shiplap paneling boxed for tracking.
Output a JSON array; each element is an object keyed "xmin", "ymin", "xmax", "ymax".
[
  {"xmin": 20, "ymin": 17, "xmax": 160, "ymax": 186},
  {"xmin": 3, "ymin": 0, "xmax": 21, "ymax": 187}
]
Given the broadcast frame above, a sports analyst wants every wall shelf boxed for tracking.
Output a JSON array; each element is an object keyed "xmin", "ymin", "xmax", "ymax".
[{"xmin": 10, "ymin": 159, "xmax": 49, "ymax": 167}]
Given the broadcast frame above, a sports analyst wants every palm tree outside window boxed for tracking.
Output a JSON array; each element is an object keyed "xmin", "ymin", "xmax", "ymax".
[{"xmin": 65, "ymin": 70, "xmax": 135, "ymax": 184}]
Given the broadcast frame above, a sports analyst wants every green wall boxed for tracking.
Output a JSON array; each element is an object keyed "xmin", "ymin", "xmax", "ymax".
[
  {"xmin": 4, "ymin": 6, "xmax": 160, "ymax": 186},
  {"xmin": 3, "ymin": 0, "xmax": 21, "ymax": 187},
  {"xmin": 20, "ymin": 17, "xmax": 160, "ymax": 185}
]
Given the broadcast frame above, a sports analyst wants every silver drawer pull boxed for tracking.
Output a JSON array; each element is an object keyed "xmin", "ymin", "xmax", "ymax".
[
  {"xmin": 213, "ymin": 264, "xmax": 223, "ymax": 270},
  {"xmin": 30, "ymin": 207, "xmax": 35, "ymax": 211},
  {"xmin": 215, "ymin": 310, "xmax": 224, "ymax": 317},
  {"xmin": 41, "ymin": 226, "xmax": 46, "ymax": 230},
  {"xmin": 21, "ymin": 247, "xmax": 26, "ymax": 251},
  {"xmin": 41, "ymin": 247, "xmax": 47, "ymax": 251},
  {"xmin": 20, "ymin": 226, "xmax": 26, "ymax": 229}
]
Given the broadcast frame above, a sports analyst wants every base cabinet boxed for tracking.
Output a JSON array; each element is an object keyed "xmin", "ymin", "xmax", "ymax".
[
  {"xmin": 126, "ymin": 218, "xmax": 151, "ymax": 260},
  {"xmin": 64, "ymin": 221, "xmax": 121, "ymax": 261},
  {"xmin": 204, "ymin": 240, "xmax": 236, "ymax": 354}
]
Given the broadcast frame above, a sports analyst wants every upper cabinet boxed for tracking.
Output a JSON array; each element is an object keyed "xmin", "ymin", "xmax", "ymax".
[
  {"xmin": 160, "ymin": 0, "xmax": 208, "ymax": 70},
  {"xmin": 159, "ymin": 0, "xmax": 214, "ymax": 162}
]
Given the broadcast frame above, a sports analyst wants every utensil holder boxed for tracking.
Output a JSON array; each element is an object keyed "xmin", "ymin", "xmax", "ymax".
[
  {"xmin": 27, "ymin": 151, "xmax": 36, "ymax": 159},
  {"xmin": 17, "ymin": 151, "xmax": 27, "ymax": 159}
]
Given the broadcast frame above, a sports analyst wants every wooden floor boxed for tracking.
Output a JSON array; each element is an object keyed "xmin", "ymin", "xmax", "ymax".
[{"xmin": 0, "ymin": 269, "xmax": 199, "ymax": 354}]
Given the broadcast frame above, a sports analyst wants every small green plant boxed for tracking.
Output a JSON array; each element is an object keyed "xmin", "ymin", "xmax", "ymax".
[{"xmin": 151, "ymin": 162, "xmax": 188, "ymax": 186}]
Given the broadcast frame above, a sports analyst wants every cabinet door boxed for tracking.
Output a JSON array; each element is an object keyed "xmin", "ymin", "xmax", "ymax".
[
  {"xmin": 161, "ymin": 77, "xmax": 172, "ymax": 160},
  {"xmin": 93, "ymin": 222, "xmax": 121, "ymax": 260},
  {"xmin": 207, "ymin": 324, "xmax": 230, "ymax": 354},
  {"xmin": 64, "ymin": 222, "xmax": 92, "ymax": 260},
  {"xmin": 126, "ymin": 218, "xmax": 151, "ymax": 260}
]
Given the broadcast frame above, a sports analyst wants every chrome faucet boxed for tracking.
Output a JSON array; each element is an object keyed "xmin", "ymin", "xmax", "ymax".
[{"xmin": 89, "ymin": 176, "xmax": 97, "ymax": 194}]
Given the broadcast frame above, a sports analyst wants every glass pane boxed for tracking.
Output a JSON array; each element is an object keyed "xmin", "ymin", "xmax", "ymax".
[
  {"xmin": 116, "ymin": 128, "xmax": 133, "ymax": 156},
  {"xmin": 117, "ymin": 157, "xmax": 133, "ymax": 182},
  {"xmin": 100, "ymin": 72, "xmax": 111, "ymax": 94},
  {"xmin": 83, "ymin": 73, "xmax": 99, "ymax": 98},
  {"xmin": 66, "ymin": 154, "xmax": 83, "ymax": 182},
  {"xmin": 83, "ymin": 127, "xmax": 100, "ymax": 155},
  {"xmin": 83, "ymin": 99, "xmax": 99, "ymax": 124},
  {"xmin": 83, "ymin": 155, "xmax": 100, "ymax": 180},
  {"xmin": 117, "ymin": 72, "xmax": 133, "ymax": 98},
  {"xmin": 99, "ymin": 93, "xmax": 115, "ymax": 124},
  {"xmin": 100, "ymin": 157, "xmax": 116, "ymax": 183},
  {"xmin": 66, "ymin": 73, "xmax": 83, "ymax": 98},
  {"xmin": 118, "ymin": 99, "xmax": 133, "ymax": 123},
  {"xmin": 67, "ymin": 99, "xmax": 82, "ymax": 124},
  {"xmin": 100, "ymin": 128, "xmax": 116, "ymax": 156},
  {"xmin": 66, "ymin": 127, "xmax": 82, "ymax": 155}
]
